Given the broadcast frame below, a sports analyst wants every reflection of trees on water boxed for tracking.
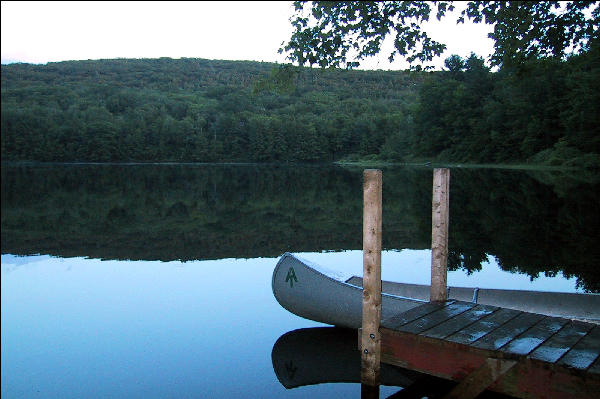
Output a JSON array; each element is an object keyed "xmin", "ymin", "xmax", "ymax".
[
  {"xmin": 1, "ymin": 164, "xmax": 598, "ymax": 291},
  {"xmin": 450, "ymin": 168, "xmax": 599, "ymax": 292}
]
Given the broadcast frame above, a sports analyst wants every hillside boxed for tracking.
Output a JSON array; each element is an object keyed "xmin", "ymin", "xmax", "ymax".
[
  {"xmin": 1, "ymin": 58, "xmax": 420, "ymax": 162},
  {"xmin": 1, "ymin": 54, "xmax": 598, "ymax": 166}
]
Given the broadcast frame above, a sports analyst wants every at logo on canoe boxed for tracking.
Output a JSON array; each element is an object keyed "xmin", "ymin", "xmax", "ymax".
[{"xmin": 285, "ymin": 267, "xmax": 298, "ymax": 288}]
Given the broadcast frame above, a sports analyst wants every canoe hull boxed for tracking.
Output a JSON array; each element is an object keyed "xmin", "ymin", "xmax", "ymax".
[
  {"xmin": 273, "ymin": 253, "xmax": 600, "ymax": 327},
  {"xmin": 272, "ymin": 253, "xmax": 425, "ymax": 329}
]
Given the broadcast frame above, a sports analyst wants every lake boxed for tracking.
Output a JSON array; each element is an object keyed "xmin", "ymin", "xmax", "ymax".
[{"xmin": 2, "ymin": 163, "xmax": 599, "ymax": 398}]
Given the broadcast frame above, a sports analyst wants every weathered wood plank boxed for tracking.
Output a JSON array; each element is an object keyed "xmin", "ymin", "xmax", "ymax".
[
  {"xmin": 380, "ymin": 328, "xmax": 490, "ymax": 381},
  {"xmin": 430, "ymin": 168, "xmax": 450, "ymax": 302},
  {"xmin": 399, "ymin": 301, "xmax": 475, "ymax": 335},
  {"xmin": 422, "ymin": 304, "xmax": 498, "ymax": 340},
  {"xmin": 442, "ymin": 358, "xmax": 517, "ymax": 399},
  {"xmin": 489, "ymin": 358, "xmax": 600, "ymax": 399},
  {"xmin": 529, "ymin": 320, "xmax": 595, "ymax": 363},
  {"xmin": 381, "ymin": 326, "xmax": 600, "ymax": 399},
  {"xmin": 361, "ymin": 169, "xmax": 383, "ymax": 387},
  {"xmin": 500, "ymin": 316, "xmax": 568, "ymax": 356},
  {"xmin": 446, "ymin": 307, "xmax": 521, "ymax": 345},
  {"xmin": 361, "ymin": 383, "xmax": 379, "ymax": 399},
  {"xmin": 557, "ymin": 325, "xmax": 600, "ymax": 370},
  {"xmin": 382, "ymin": 301, "xmax": 450, "ymax": 330},
  {"xmin": 472, "ymin": 312, "xmax": 545, "ymax": 351}
]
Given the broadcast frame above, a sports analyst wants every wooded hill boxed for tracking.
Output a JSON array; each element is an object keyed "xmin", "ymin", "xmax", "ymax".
[{"xmin": 1, "ymin": 52, "xmax": 598, "ymax": 166}]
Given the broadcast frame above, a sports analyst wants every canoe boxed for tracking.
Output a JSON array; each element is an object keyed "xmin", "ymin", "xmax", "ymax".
[
  {"xmin": 272, "ymin": 252, "xmax": 600, "ymax": 328},
  {"xmin": 272, "ymin": 252, "xmax": 426, "ymax": 329}
]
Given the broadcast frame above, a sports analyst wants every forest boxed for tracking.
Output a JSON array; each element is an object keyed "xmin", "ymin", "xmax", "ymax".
[{"xmin": 1, "ymin": 49, "xmax": 599, "ymax": 167}]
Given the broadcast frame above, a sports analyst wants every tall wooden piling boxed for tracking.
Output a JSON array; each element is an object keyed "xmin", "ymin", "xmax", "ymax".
[
  {"xmin": 430, "ymin": 168, "xmax": 450, "ymax": 302},
  {"xmin": 361, "ymin": 169, "xmax": 382, "ymax": 387}
]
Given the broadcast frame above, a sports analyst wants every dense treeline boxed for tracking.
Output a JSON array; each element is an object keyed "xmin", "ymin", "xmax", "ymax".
[
  {"xmin": 1, "ymin": 58, "xmax": 418, "ymax": 162},
  {"xmin": 388, "ymin": 49, "xmax": 600, "ymax": 167},
  {"xmin": 1, "ymin": 51, "xmax": 598, "ymax": 166},
  {"xmin": 2, "ymin": 164, "xmax": 599, "ymax": 291}
]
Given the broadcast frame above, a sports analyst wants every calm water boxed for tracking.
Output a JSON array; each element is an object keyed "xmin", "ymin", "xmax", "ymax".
[{"xmin": 2, "ymin": 163, "xmax": 599, "ymax": 398}]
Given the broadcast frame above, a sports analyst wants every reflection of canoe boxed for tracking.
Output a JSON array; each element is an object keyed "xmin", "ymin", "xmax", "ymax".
[
  {"xmin": 272, "ymin": 253, "xmax": 600, "ymax": 327},
  {"xmin": 271, "ymin": 327, "xmax": 420, "ymax": 389}
]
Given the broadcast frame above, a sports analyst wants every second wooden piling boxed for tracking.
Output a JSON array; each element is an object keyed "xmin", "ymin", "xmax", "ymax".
[
  {"xmin": 430, "ymin": 168, "xmax": 450, "ymax": 302},
  {"xmin": 361, "ymin": 169, "xmax": 382, "ymax": 387}
]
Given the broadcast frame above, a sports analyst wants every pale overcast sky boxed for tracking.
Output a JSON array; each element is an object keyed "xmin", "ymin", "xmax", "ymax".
[{"xmin": 1, "ymin": 1, "xmax": 495, "ymax": 70}]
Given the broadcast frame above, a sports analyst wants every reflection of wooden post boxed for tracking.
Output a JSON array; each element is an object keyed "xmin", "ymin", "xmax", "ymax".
[
  {"xmin": 431, "ymin": 168, "xmax": 450, "ymax": 302},
  {"xmin": 361, "ymin": 169, "xmax": 382, "ymax": 388}
]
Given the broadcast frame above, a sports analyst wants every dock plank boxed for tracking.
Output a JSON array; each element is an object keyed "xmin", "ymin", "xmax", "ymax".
[
  {"xmin": 529, "ymin": 320, "xmax": 595, "ymax": 363},
  {"xmin": 421, "ymin": 304, "xmax": 498, "ymax": 339},
  {"xmin": 398, "ymin": 301, "xmax": 475, "ymax": 335},
  {"xmin": 382, "ymin": 301, "xmax": 450, "ymax": 330},
  {"xmin": 557, "ymin": 325, "xmax": 600, "ymax": 370},
  {"xmin": 472, "ymin": 311, "xmax": 545, "ymax": 351},
  {"xmin": 446, "ymin": 307, "xmax": 521, "ymax": 345},
  {"xmin": 501, "ymin": 316, "xmax": 568, "ymax": 356}
]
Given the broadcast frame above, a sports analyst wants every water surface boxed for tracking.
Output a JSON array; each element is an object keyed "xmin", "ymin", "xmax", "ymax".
[{"xmin": 2, "ymin": 163, "xmax": 598, "ymax": 398}]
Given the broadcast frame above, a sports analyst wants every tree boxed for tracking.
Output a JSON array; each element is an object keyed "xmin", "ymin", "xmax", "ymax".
[
  {"xmin": 444, "ymin": 54, "xmax": 465, "ymax": 73},
  {"xmin": 280, "ymin": 1, "xmax": 599, "ymax": 69},
  {"xmin": 280, "ymin": 1, "xmax": 453, "ymax": 69},
  {"xmin": 462, "ymin": 1, "xmax": 599, "ymax": 66}
]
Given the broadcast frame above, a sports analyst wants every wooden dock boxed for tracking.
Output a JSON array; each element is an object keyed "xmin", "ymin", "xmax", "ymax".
[
  {"xmin": 377, "ymin": 300, "xmax": 600, "ymax": 398},
  {"xmin": 359, "ymin": 168, "xmax": 599, "ymax": 398}
]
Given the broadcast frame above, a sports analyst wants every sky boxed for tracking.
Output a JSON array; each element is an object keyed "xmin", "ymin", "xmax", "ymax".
[{"xmin": 1, "ymin": 1, "xmax": 495, "ymax": 70}]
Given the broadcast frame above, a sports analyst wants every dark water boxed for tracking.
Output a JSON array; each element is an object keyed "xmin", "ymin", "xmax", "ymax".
[{"xmin": 2, "ymin": 163, "xmax": 599, "ymax": 398}]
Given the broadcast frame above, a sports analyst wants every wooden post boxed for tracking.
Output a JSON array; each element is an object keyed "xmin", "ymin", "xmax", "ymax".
[
  {"xmin": 361, "ymin": 169, "xmax": 382, "ymax": 387},
  {"xmin": 431, "ymin": 168, "xmax": 450, "ymax": 302}
]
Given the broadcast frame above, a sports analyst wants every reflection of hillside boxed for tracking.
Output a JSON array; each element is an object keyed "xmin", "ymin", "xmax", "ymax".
[
  {"xmin": 0, "ymin": 164, "xmax": 413, "ymax": 260},
  {"xmin": 448, "ymin": 168, "xmax": 600, "ymax": 292},
  {"xmin": 1, "ymin": 164, "xmax": 599, "ymax": 291}
]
